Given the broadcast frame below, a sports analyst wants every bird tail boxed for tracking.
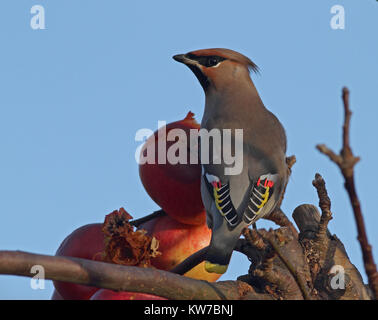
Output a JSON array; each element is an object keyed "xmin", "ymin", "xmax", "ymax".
[{"xmin": 204, "ymin": 225, "xmax": 240, "ymax": 274}]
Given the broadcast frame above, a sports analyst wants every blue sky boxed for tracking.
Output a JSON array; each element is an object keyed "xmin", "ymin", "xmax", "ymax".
[{"xmin": 0, "ymin": 0, "xmax": 377, "ymax": 299}]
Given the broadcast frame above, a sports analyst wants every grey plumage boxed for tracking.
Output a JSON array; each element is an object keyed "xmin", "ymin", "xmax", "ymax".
[{"xmin": 173, "ymin": 48, "xmax": 288, "ymax": 274}]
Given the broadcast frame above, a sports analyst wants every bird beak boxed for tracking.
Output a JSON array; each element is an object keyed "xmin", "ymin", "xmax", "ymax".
[{"xmin": 173, "ymin": 54, "xmax": 192, "ymax": 65}]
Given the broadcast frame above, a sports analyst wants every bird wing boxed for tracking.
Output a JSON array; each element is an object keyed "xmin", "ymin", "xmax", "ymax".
[
  {"xmin": 199, "ymin": 113, "xmax": 287, "ymax": 229},
  {"xmin": 201, "ymin": 162, "xmax": 281, "ymax": 228}
]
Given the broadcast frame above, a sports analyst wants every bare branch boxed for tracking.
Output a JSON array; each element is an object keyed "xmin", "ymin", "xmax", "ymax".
[
  {"xmin": 316, "ymin": 87, "xmax": 378, "ymax": 298},
  {"xmin": 0, "ymin": 250, "xmax": 271, "ymax": 300},
  {"xmin": 253, "ymin": 251, "xmax": 303, "ymax": 300},
  {"xmin": 316, "ymin": 144, "xmax": 342, "ymax": 166},
  {"xmin": 312, "ymin": 173, "xmax": 333, "ymax": 244},
  {"xmin": 286, "ymin": 155, "xmax": 297, "ymax": 173},
  {"xmin": 265, "ymin": 208, "xmax": 298, "ymax": 239},
  {"xmin": 264, "ymin": 231, "xmax": 313, "ymax": 300}
]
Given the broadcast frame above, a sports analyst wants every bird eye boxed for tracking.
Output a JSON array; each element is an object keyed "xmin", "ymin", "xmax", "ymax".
[{"xmin": 207, "ymin": 57, "xmax": 219, "ymax": 67}]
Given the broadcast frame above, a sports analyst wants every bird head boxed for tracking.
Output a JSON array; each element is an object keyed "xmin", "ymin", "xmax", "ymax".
[{"xmin": 173, "ymin": 48, "xmax": 259, "ymax": 92}]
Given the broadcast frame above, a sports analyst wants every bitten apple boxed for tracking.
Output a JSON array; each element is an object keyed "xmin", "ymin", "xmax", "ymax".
[
  {"xmin": 140, "ymin": 214, "xmax": 221, "ymax": 282},
  {"xmin": 139, "ymin": 112, "xmax": 206, "ymax": 225}
]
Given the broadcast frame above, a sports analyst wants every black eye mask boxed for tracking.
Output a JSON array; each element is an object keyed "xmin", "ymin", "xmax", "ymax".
[{"xmin": 186, "ymin": 53, "xmax": 227, "ymax": 68}]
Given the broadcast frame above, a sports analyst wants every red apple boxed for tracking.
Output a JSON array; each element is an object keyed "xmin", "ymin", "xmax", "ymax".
[
  {"xmin": 139, "ymin": 112, "xmax": 206, "ymax": 225},
  {"xmin": 53, "ymin": 223, "xmax": 104, "ymax": 300},
  {"xmin": 51, "ymin": 289, "xmax": 63, "ymax": 300},
  {"xmin": 140, "ymin": 215, "xmax": 221, "ymax": 282},
  {"xmin": 90, "ymin": 289, "xmax": 167, "ymax": 300}
]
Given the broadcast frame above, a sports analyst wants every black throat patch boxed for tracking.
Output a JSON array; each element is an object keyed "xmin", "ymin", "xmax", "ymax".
[
  {"xmin": 188, "ymin": 64, "xmax": 210, "ymax": 90},
  {"xmin": 185, "ymin": 54, "xmax": 227, "ymax": 91}
]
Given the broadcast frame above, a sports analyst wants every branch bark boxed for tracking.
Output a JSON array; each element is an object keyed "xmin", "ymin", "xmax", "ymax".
[
  {"xmin": 0, "ymin": 250, "xmax": 269, "ymax": 300},
  {"xmin": 312, "ymin": 173, "xmax": 333, "ymax": 256},
  {"xmin": 316, "ymin": 87, "xmax": 378, "ymax": 298},
  {"xmin": 293, "ymin": 203, "xmax": 371, "ymax": 300}
]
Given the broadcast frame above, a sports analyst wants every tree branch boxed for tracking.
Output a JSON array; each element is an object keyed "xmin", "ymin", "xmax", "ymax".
[
  {"xmin": 312, "ymin": 173, "xmax": 333, "ymax": 248},
  {"xmin": 316, "ymin": 87, "xmax": 378, "ymax": 298},
  {"xmin": 292, "ymin": 204, "xmax": 371, "ymax": 300},
  {"xmin": 265, "ymin": 208, "xmax": 298, "ymax": 239},
  {"xmin": 0, "ymin": 250, "xmax": 271, "ymax": 300},
  {"xmin": 253, "ymin": 250, "xmax": 303, "ymax": 300},
  {"xmin": 264, "ymin": 231, "xmax": 312, "ymax": 300}
]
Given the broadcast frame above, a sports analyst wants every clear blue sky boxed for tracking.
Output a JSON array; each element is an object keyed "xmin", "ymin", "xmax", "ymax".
[{"xmin": 0, "ymin": 0, "xmax": 377, "ymax": 299}]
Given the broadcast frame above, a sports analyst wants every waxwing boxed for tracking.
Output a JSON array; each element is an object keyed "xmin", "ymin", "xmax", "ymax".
[{"xmin": 173, "ymin": 48, "xmax": 288, "ymax": 274}]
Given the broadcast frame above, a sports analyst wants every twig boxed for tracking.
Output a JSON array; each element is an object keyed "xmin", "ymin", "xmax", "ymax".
[
  {"xmin": 265, "ymin": 208, "xmax": 298, "ymax": 239},
  {"xmin": 130, "ymin": 210, "xmax": 166, "ymax": 228},
  {"xmin": 316, "ymin": 87, "xmax": 378, "ymax": 298},
  {"xmin": 312, "ymin": 173, "xmax": 333, "ymax": 245},
  {"xmin": 265, "ymin": 155, "xmax": 299, "ymax": 238},
  {"xmin": 243, "ymin": 228, "xmax": 267, "ymax": 250},
  {"xmin": 170, "ymin": 246, "xmax": 209, "ymax": 275},
  {"xmin": 310, "ymin": 174, "xmax": 334, "ymax": 279},
  {"xmin": 234, "ymin": 239, "xmax": 262, "ymax": 264},
  {"xmin": 286, "ymin": 155, "xmax": 297, "ymax": 173}
]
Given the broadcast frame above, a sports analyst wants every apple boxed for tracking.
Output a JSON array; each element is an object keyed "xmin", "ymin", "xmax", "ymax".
[
  {"xmin": 140, "ymin": 214, "xmax": 220, "ymax": 282},
  {"xmin": 139, "ymin": 112, "xmax": 206, "ymax": 225},
  {"xmin": 90, "ymin": 289, "xmax": 167, "ymax": 300},
  {"xmin": 53, "ymin": 223, "xmax": 104, "ymax": 300},
  {"xmin": 51, "ymin": 289, "xmax": 63, "ymax": 300}
]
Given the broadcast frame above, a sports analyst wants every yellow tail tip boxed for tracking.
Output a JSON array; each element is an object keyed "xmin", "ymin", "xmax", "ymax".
[{"xmin": 205, "ymin": 261, "xmax": 228, "ymax": 274}]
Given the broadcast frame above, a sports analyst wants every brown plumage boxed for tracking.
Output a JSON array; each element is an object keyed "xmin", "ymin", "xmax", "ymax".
[{"xmin": 189, "ymin": 48, "xmax": 260, "ymax": 74}]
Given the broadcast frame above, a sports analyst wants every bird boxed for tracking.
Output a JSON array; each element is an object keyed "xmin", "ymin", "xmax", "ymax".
[{"xmin": 173, "ymin": 48, "xmax": 288, "ymax": 274}]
